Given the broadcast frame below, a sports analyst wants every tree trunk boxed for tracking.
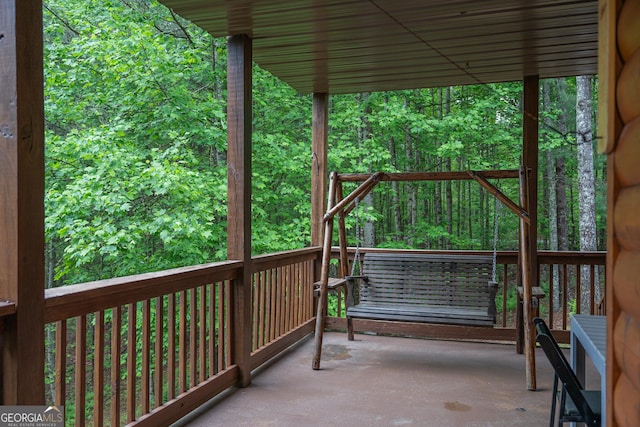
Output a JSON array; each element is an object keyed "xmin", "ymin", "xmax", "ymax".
[
  {"xmin": 212, "ymin": 38, "xmax": 225, "ymax": 166},
  {"xmin": 404, "ymin": 97, "xmax": 417, "ymax": 245},
  {"xmin": 444, "ymin": 88, "xmax": 453, "ymax": 249},
  {"xmin": 554, "ymin": 79, "xmax": 570, "ymax": 254},
  {"xmin": 45, "ymin": 239, "xmax": 56, "ymax": 402},
  {"xmin": 575, "ymin": 75, "xmax": 599, "ymax": 311},
  {"xmin": 362, "ymin": 191, "xmax": 375, "ymax": 247},
  {"xmin": 389, "ymin": 137, "xmax": 402, "ymax": 242},
  {"xmin": 358, "ymin": 93, "xmax": 375, "ymax": 247},
  {"xmin": 543, "ymin": 80, "xmax": 561, "ymax": 310}
]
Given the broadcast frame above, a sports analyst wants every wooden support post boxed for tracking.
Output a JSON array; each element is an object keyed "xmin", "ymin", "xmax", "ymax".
[
  {"xmin": 311, "ymin": 93, "xmax": 329, "ymax": 247},
  {"xmin": 522, "ymin": 75, "xmax": 539, "ymax": 391},
  {"xmin": 311, "ymin": 93, "xmax": 329, "ymax": 303},
  {"xmin": 227, "ymin": 34, "xmax": 253, "ymax": 387},
  {"xmin": 312, "ymin": 173, "xmax": 337, "ymax": 370},
  {"xmin": 0, "ymin": 0, "xmax": 45, "ymax": 404}
]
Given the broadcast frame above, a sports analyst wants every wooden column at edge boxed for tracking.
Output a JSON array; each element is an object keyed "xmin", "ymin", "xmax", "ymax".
[
  {"xmin": 523, "ymin": 75, "xmax": 539, "ymax": 390},
  {"xmin": 311, "ymin": 93, "xmax": 329, "ymax": 248},
  {"xmin": 0, "ymin": 0, "xmax": 46, "ymax": 404},
  {"xmin": 226, "ymin": 34, "xmax": 252, "ymax": 388}
]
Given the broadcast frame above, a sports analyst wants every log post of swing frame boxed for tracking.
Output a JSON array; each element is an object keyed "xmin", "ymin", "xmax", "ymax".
[
  {"xmin": 312, "ymin": 173, "xmax": 338, "ymax": 370},
  {"xmin": 522, "ymin": 74, "xmax": 539, "ymax": 391},
  {"xmin": 519, "ymin": 166, "xmax": 536, "ymax": 390},
  {"xmin": 335, "ymin": 181, "xmax": 355, "ymax": 340},
  {"xmin": 313, "ymin": 172, "xmax": 382, "ymax": 369}
]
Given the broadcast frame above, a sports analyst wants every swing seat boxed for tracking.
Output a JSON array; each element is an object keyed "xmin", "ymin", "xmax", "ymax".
[{"xmin": 346, "ymin": 253, "xmax": 499, "ymax": 329}]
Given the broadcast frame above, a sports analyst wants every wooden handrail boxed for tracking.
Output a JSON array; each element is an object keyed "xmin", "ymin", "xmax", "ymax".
[
  {"xmin": 44, "ymin": 260, "xmax": 242, "ymax": 323},
  {"xmin": 251, "ymin": 247, "xmax": 321, "ymax": 272}
]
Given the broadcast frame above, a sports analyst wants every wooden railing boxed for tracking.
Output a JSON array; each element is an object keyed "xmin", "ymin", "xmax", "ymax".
[
  {"xmin": 327, "ymin": 248, "xmax": 606, "ymax": 342},
  {"xmin": 43, "ymin": 248, "xmax": 320, "ymax": 426},
  {"xmin": 249, "ymin": 248, "xmax": 318, "ymax": 368},
  {"xmin": 15, "ymin": 247, "xmax": 605, "ymax": 425},
  {"xmin": 494, "ymin": 251, "xmax": 606, "ymax": 336}
]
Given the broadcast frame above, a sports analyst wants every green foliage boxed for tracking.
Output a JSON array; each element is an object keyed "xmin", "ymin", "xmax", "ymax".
[
  {"xmin": 495, "ymin": 286, "xmax": 519, "ymax": 314},
  {"xmin": 43, "ymin": 0, "xmax": 604, "ymax": 287},
  {"xmin": 46, "ymin": 127, "xmax": 226, "ymax": 282}
]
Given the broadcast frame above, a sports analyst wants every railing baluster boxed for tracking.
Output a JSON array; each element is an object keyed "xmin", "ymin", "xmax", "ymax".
[
  {"xmin": 168, "ymin": 293, "xmax": 176, "ymax": 400},
  {"xmin": 154, "ymin": 296, "xmax": 164, "ymax": 408},
  {"xmin": 302, "ymin": 261, "xmax": 308, "ymax": 320},
  {"xmin": 308, "ymin": 260, "xmax": 314, "ymax": 319},
  {"xmin": 55, "ymin": 320, "xmax": 66, "ymax": 407},
  {"xmin": 294, "ymin": 262, "xmax": 300, "ymax": 327},
  {"xmin": 190, "ymin": 288, "xmax": 197, "ymax": 389},
  {"xmin": 252, "ymin": 272, "xmax": 260, "ymax": 350},
  {"xmin": 276, "ymin": 267, "xmax": 283, "ymax": 337},
  {"xmin": 303, "ymin": 261, "xmax": 309, "ymax": 320},
  {"xmin": 264, "ymin": 270, "xmax": 271, "ymax": 344},
  {"xmin": 297, "ymin": 262, "xmax": 303, "ymax": 325},
  {"xmin": 562, "ymin": 265, "xmax": 568, "ymax": 330},
  {"xmin": 179, "ymin": 291, "xmax": 187, "ymax": 393},
  {"xmin": 225, "ymin": 280, "xmax": 232, "ymax": 367},
  {"xmin": 282, "ymin": 265, "xmax": 295, "ymax": 334},
  {"xmin": 199, "ymin": 285, "xmax": 207, "ymax": 383},
  {"xmin": 142, "ymin": 299, "xmax": 150, "ymax": 414},
  {"xmin": 501, "ymin": 264, "xmax": 507, "ymax": 327},
  {"xmin": 126, "ymin": 303, "xmax": 137, "ymax": 423},
  {"xmin": 270, "ymin": 269, "xmax": 277, "ymax": 341},
  {"xmin": 255, "ymin": 271, "xmax": 269, "ymax": 348},
  {"xmin": 217, "ymin": 282, "xmax": 225, "ymax": 372},
  {"xmin": 75, "ymin": 315, "xmax": 86, "ymax": 427},
  {"xmin": 590, "ymin": 265, "xmax": 596, "ymax": 315},
  {"xmin": 209, "ymin": 283, "xmax": 216, "ymax": 376},
  {"xmin": 110, "ymin": 306, "xmax": 121, "ymax": 427},
  {"xmin": 576, "ymin": 265, "xmax": 582, "ymax": 314},
  {"xmin": 548, "ymin": 265, "xmax": 554, "ymax": 329},
  {"xmin": 94, "ymin": 311, "xmax": 105, "ymax": 427}
]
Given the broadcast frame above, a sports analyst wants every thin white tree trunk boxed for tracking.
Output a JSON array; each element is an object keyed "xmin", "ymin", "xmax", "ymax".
[{"xmin": 575, "ymin": 75, "xmax": 599, "ymax": 311}]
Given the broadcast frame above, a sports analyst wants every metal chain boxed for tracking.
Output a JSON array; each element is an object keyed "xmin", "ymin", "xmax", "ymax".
[
  {"xmin": 351, "ymin": 198, "xmax": 361, "ymax": 276},
  {"xmin": 492, "ymin": 195, "xmax": 500, "ymax": 283}
]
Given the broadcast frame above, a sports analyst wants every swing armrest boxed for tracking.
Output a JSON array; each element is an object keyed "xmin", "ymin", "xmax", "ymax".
[
  {"xmin": 313, "ymin": 278, "xmax": 348, "ymax": 297},
  {"xmin": 487, "ymin": 281, "xmax": 499, "ymax": 321},
  {"xmin": 345, "ymin": 276, "xmax": 368, "ymax": 308}
]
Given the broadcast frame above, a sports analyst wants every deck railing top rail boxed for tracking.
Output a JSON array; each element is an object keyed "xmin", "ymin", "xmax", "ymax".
[{"xmin": 44, "ymin": 260, "xmax": 243, "ymax": 323}]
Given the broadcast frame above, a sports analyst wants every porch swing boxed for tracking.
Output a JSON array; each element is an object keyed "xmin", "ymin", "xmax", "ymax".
[
  {"xmin": 312, "ymin": 168, "xmax": 536, "ymax": 372},
  {"xmin": 344, "ymin": 176, "xmax": 501, "ymax": 336}
]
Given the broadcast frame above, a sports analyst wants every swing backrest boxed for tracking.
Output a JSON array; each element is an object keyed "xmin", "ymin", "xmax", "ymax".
[{"xmin": 350, "ymin": 252, "xmax": 498, "ymax": 326}]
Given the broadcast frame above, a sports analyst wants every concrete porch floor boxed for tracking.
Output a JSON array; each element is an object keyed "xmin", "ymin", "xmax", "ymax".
[{"xmin": 175, "ymin": 332, "xmax": 577, "ymax": 427}]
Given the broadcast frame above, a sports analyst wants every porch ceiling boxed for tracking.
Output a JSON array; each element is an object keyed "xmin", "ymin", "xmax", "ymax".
[{"xmin": 159, "ymin": 0, "xmax": 598, "ymax": 94}]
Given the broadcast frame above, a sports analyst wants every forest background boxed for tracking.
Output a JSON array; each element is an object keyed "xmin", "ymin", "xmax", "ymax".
[{"xmin": 43, "ymin": 0, "xmax": 606, "ymax": 290}]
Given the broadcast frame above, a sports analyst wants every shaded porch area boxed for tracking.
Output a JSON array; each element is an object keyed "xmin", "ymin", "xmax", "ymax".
[{"xmin": 177, "ymin": 332, "xmax": 567, "ymax": 427}]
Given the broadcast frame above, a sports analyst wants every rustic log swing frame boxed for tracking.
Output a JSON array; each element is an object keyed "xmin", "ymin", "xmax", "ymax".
[{"xmin": 312, "ymin": 168, "xmax": 538, "ymax": 387}]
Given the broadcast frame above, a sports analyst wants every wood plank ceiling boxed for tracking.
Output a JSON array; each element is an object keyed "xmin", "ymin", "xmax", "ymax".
[{"xmin": 158, "ymin": 0, "xmax": 598, "ymax": 94}]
